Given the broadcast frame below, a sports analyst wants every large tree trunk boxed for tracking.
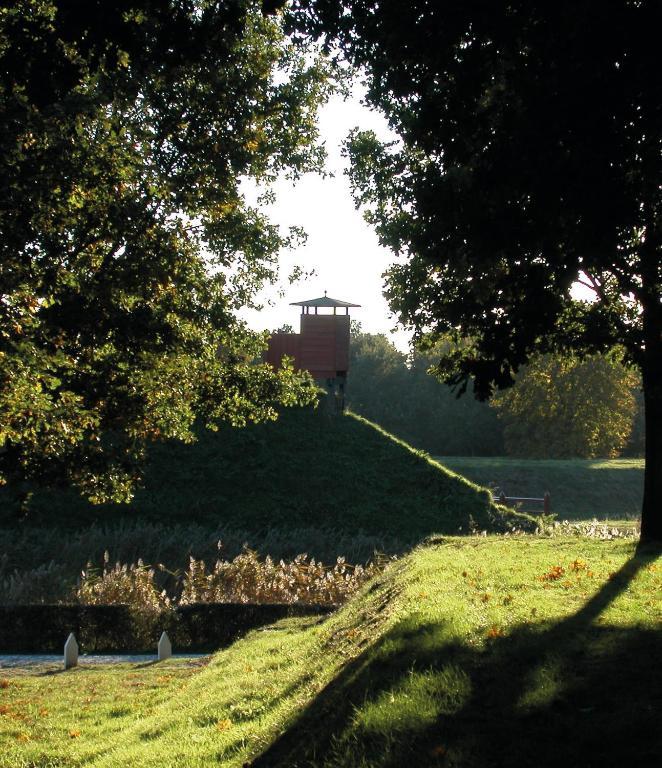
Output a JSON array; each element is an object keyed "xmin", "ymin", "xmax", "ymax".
[
  {"xmin": 639, "ymin": 228, "xmax": 662, "ymax": 542},
  {"xmin": 641, "ymin": 364, "xmax": 662, "ymax": 541}
]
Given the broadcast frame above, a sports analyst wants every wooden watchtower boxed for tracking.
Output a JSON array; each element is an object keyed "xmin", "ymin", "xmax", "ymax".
[{"xmin": 264, "ymin": 292, "xmax": 361, "ymax": 411}]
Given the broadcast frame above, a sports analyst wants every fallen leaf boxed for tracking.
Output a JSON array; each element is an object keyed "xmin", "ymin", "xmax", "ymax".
[{"xmin": 540, "ymin": 565, "xmax": 565, "ymax": 582}]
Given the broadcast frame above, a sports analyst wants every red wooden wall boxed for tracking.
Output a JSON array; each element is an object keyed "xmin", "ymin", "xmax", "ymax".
[
  {"xmin": 263, "ymin": 333, "xmax": 301, "ymax": 370},
  {"xmin": 264, "ymin": 314, "xmax": 351, "ymax": 380}
]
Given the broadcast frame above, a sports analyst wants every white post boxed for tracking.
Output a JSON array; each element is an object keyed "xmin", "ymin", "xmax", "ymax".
[
  {"xmin": 64, "ymin": 633, "xmax": 78, "ymax": 670},
  {"xmin": 157, "ymin": 631, "xmax": 172, "ymax": 661}
]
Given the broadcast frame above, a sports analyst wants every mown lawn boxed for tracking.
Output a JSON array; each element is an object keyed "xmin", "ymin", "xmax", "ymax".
[
  {"xmin": 438, "ymin": 456, "xmax": 644, "ymax": 523},
  {"xmin": 0, "ymin": 659, "xmax": 205, "ymax": 766},
  {"xmin": 1, "ymin": 536, "xmax": 659, "ymax": 767}
]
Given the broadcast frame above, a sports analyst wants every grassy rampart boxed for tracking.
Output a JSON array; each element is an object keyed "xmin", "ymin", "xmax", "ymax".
[
  {"xmin": 1, "ymin": 408, "xmax": 527, "ymax": 551},
  {"xmin": 2, "ymin": 537, "xmax": 659, "ymax": 767}
]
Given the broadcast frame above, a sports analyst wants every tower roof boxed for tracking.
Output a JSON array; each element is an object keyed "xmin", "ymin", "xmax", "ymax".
[{"xmin": 290, "ymin": 291, "xmax": 361, "ymax": 308}]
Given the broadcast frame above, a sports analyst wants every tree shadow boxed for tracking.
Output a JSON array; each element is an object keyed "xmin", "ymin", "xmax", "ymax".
[{"xmin": 250, "ymin": 546, "xmax": 661, "ymax": 767}]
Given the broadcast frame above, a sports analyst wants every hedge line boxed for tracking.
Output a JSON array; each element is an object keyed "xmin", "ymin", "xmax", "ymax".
[{"xmin": 0, "ymin": 603, "xmax": 334, "ymax": 653}]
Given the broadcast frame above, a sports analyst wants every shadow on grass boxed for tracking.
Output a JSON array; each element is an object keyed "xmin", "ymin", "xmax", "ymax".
[{"xmin": 251, "ymin": 546, "xmax": 661, "ymax": 768}]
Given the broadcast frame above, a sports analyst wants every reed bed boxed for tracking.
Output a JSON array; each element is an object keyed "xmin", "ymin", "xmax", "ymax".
[{"xmin": 0, "ymin": 525, "xmax": 396, "ymax": 606}]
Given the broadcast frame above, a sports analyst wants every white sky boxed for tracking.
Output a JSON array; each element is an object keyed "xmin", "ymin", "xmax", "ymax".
[{"xmin": 239, "ymin": 88, "xmax": 413, "ymax": 351}]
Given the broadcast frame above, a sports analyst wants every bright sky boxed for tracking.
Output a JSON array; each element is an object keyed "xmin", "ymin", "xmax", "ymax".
[{"xmin": 239, "ymin": 89, "xmax": 413, "ymax": 351}]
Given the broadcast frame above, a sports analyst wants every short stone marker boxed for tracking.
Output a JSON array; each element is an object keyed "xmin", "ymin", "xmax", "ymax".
[
  {"xmin": 157, "ymin": 631, "xmax": 172, "ymax": 661},
  {"xmin": 64, "ymin": 633, "xmax": 78, "ymax": 670}
]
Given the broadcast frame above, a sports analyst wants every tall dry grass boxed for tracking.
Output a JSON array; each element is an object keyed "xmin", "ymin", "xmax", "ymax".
[
  {"xmin": 73, "ymin": 549, "xmax": 388, "ymax": 608},
  {"xmin": 2, "ymin": 544, "xmax": 393, "ymax": 607}
]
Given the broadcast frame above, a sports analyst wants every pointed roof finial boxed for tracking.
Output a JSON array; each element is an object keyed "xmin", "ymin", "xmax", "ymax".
[{"xmin": 324, "ymin": 290, "xmax": 327, "ymax": 297}]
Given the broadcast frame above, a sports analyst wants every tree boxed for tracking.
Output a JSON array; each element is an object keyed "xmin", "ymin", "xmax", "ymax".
[
  {"xmin": 0, "ymin": 1, "xmax": 330, "ymax": 503},
  {"xmin": 290, "ymin": 1, "xmax": 662, "ymax": 539},
  {"xmin": 347, "ymin": 331, "xmax": 503, "ymax": 455},
  {"xmin": 347, "ymin": 330, "xmax": 410, "ymax": 434},
  {"xmin": 348, "ymin": 331, "xmax": 637, "ymax": 459},
  {"xmin": 492, "ymin": 352, "xmax": 639, "ymax": 459},
  {"xmin": 406, "ymin": 344, "xmax": 504, "ymax": 456}
]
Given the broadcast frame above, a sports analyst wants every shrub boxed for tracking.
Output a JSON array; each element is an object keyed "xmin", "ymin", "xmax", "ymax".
[
  {"xmin": 0, "ymin": 603, "xmax": 333, "ymax": 653},
  {"xmin": 492, "ymin": 352, "xmax": 639, "ymax": 459},
  {"xmin": 0, "ymin": 521, "xmax": 402, "ymax": 576}
]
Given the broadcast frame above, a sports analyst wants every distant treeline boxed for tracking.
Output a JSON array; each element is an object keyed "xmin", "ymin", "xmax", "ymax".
[{"xmin": 346, "ymin": 331, "xmax": 644, "ymax": 459}]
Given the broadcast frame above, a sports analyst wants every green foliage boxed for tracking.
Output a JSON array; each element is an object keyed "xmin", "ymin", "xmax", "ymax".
[
  {"xmin": 0, "ymin": 560, "xmax": 72, "ymax": 605},
  {"xmin": 0, "ymin": 522, "xmax": 402, "ymax": 587},
  {"xmin": 348, "ymin": 333, "xmax": 640, "ymax": 460},
  {"xmin": 346, "ymin": 331, "xmax": 410, "ymax": 435},
  {"xmin": 0, "ymin": 602, "xmax": 332, "ymax": 654},
  {"xmin": 292, "ymin": 0, "xmax": 660, "ymax": 391},
  {"xmin": 1, "ymin": 538, "xmax": 659, "ymax": 766},
  {"xmin": 623, "ymin": 389, "xmax": 646, "ymax": 457},
  {"xmin": 492, "ymin": 352, "xmax": 640, "ymax": 459},
  {"xmin": 0, "ymin": 522, "xmax": 402, "ymax": 588},
  {"xmin": 347, "ymin": 331, "xmax": 503, "ymax": 455},
  {"xmin": 0, "ymin": 1, "xmax": 329, "ymax": 501},
  {"xmin": 408, "ymin": 344, "xmax": 504, "ymax": 455}
]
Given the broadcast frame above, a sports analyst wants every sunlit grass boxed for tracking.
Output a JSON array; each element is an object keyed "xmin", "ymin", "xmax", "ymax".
[
  {"xmin": 1, "ymin": 537, "xmax": 660, "ymax": 767},
  {"xmin": 0, "ymin": 659, "xmax": 203, "ymax": 766}
]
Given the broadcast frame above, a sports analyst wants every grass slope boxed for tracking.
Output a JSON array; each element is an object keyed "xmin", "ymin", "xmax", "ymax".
[
  {"xmin": 438, "ymin": 456, "xmax": 644, "ymax": 522},
  {"xmin": 2, "ymin": 409, "xmax": 521, "ymax": 539},
  {"xmin": 3, "ymin": 537, "xmax": 660, "ymax": 767}
]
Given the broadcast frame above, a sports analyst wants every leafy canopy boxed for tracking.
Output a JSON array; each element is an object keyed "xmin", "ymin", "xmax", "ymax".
[
  {"xmin": 290, "ymin": 0, "xmax": 661, "ymax": 538},
  {"xmin": 347, "ymin": 331, "xmax": 639, "ymax": 459},
  {"xmin": 290, "ymin": 0, "xmax": 659, "ymax": 389},
  {"xmin": 493, "ymin": 352, "xmax": 639, "ymax": 459},
  {"xmin": 347, "ymin": 330, "xmax": 503, "ymax": 456},
  {"xmin": 0, "ymin": 1, "xmax": 331, "ymax": 502}
]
